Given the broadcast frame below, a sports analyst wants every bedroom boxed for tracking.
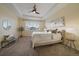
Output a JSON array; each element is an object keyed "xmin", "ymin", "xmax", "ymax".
[{"xmin": 0, "ymin": 3, "xmax": 79, "ymax": 56}]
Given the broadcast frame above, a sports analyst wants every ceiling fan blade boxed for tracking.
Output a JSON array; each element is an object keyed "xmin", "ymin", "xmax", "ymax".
[
  {"xmin": 32, "ymin": 9, "xmax": 35, "ymax": 12},
  {"xmin": 33, "ymin": 4, "xmax": 36, "ymax": 9},
  {"xmin": 31, "ymin": 4, "xmax": 36, "ymax": 12},
  {"xmin": 35, "ymin": 11, "xmax": 39, "ymax": 14}
]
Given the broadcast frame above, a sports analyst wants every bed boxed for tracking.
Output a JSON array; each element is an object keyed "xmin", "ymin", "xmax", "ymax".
[{"xmin": 32, "ymin": 31, "xmax": 62, "ymax": 48}]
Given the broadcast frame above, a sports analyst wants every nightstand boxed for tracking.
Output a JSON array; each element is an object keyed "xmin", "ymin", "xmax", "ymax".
[{"xmin": 66, "ymin": 39, "xmax": 76, "ymax": 49}]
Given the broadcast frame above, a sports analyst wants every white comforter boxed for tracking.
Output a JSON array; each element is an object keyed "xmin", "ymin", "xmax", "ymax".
[
  {"xmin": 32, "ymin": 32, "xmax": 62, "ymax": 48},
  {"xmin": 32, "ymin": 32, "xmax": 51, "ymax": 42}
]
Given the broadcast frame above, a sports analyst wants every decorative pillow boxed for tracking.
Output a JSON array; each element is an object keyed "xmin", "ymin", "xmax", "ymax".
[
  {"xmin": 57, "ymin": 31, "xmax": 62, "ymax": 35},
  {"xmin": 6, "ymin": 35, "xmax": 15, "ymax": 41},
  {"xmin": 51, "ymin": 29, "xmax": 58, "ymax": 33}
]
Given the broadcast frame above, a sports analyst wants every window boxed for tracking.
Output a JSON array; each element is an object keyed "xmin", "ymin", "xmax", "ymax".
[
  {"xmin": 25, "ymin": 20, "xmax": 40, "ymax": 31},
  {"xmin": 2, "ymin": 19, "xmax": 11, "ymax": 30}
]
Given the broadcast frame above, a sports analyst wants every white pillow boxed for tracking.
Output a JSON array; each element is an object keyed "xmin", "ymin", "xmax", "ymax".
[{"xmin": 6, "ymin": 35, "xmax": 14, "ymax": 40}]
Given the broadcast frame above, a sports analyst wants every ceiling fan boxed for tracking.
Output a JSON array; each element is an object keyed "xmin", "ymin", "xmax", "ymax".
[{"xmin": 30, "ymin": 4, "xmax": 40, "ymax": 14}]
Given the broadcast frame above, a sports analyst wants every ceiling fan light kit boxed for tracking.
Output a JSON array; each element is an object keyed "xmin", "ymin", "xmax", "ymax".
[{"xmin": 33, "ymin": 11, "xmax": 36, "ymax": 13}]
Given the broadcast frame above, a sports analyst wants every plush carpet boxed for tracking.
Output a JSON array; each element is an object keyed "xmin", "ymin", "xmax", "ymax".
[{"xmin": 0, "ymin": 36, "xmax": 79, "ymax": 56}]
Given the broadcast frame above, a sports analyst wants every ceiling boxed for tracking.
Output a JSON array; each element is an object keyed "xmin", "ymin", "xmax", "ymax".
[{"xmin": 11, "ymin": 3, "xmax": 67, "ymax": 20}]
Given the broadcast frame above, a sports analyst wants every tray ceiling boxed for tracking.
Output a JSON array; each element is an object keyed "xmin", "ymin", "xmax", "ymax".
[{"xmin": 12, "ymin": 3, "xmax": 58, "ymax": 19}]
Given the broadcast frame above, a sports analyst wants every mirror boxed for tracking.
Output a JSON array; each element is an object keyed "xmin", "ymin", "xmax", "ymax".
[{"xmin": 2, "ymin": 19, "xmax": 11, "ymax": 30}]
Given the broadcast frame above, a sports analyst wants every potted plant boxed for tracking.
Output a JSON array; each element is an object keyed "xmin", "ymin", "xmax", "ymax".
[{"xmin": 17, "ymin": 26, "xmax": 24, "ymax": 37}]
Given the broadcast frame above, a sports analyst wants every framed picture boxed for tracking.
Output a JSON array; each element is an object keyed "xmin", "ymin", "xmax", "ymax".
[
  {"xmin": 51, "ymin": 16, "xmax": 65, "ymax": 27},
  {"xmin": 45, "ymin": 16, "xmax": 65, "ymax": 29}
]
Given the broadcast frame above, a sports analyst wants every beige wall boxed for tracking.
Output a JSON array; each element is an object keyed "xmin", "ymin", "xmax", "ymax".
[
  {"xmin": 0, "ymin": 4, "xmax": 18, "ymax": 44},
  {"xmin": 48, "ymin": 3, "xmax": 79, "ymax": 50}
]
